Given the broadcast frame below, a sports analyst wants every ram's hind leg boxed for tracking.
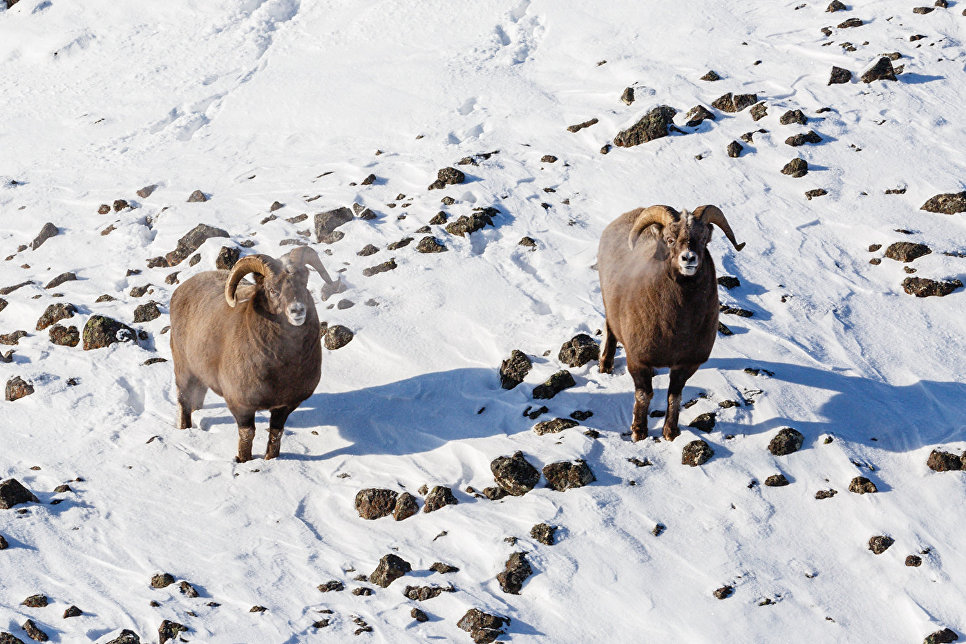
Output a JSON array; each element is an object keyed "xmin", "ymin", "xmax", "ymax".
[
  {"xmin": 629, "ymin": 366, "xmax": 655, "ymax": 442},
  {"xmin": 265, "ymin": 407, "xmax": 293, "ymax": 460},
  {"xmin": 599, "ymin": 321, "xmax": 618, "ymax": 374},
  {"xmin": 663, "ymin": 363, "xmax": 700, "ymax": 441},
  {"xmin": 175, "ymin": 374, "xmax": 207, "ymax": 430}
]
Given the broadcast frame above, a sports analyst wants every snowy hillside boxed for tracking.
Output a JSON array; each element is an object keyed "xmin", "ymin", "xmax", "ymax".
[{"xmin": 1, "ymin": 0, "xmax": 965, "ymax": 642}]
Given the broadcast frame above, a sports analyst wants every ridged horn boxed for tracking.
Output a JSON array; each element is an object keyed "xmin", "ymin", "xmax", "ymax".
[
  {"xmin": 285, "ymin": 246, "xmax": 335, "ymax": 285},
  {"xmin": 225, "ymin": 255, "xmax": 278, "ymax": 308},
  {"xmin": 627, "ymin": 205, "xmax": 679, "ymax": 250},
  {"xmin": 692, "ymin": 205, "xmax": 745, "ymax": 251}
]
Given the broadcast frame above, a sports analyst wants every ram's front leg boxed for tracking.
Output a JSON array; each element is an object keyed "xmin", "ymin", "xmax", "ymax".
[
  {"xmin": 663, "ymin": 363, "xmax": 700, "ymax": 441},
  {"xmin": 231, "ymin": 407, "xmax": 257, "ymax": 463},
  {"xmin": 265, "ymin": 407, "xmax": 292, "ymax": 460},
  {"xmin": 629, "ymin": 366, "xmax": 655, "ymax": 442}
]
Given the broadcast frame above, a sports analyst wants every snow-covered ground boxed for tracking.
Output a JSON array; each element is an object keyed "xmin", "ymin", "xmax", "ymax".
[{"xmin": 1, "ymin": 0, "xmax": 965, "ymax": 641}]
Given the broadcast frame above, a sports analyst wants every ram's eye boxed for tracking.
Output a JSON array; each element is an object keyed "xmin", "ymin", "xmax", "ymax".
[{"xmin": 665, "ymin": 237, "xmax": 674, "ymax": 246}]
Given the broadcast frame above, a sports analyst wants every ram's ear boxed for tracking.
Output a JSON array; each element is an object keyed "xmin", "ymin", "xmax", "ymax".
[{"xmin": 627, "ymin": 205, "xmax": 679, "ymax": 250}]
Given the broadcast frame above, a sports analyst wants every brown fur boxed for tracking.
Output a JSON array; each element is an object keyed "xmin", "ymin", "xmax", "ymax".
[
  {"xmin": 169, "ymin": 252, "xmax": 325, "ymax": 462},
  {"xmin": 598, "ymin": 205, "xmax": 742, "ymax": 441}
]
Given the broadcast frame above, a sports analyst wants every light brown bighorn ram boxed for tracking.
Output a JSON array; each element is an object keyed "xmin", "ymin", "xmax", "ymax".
[{"xmin": 598, "ymin": 204, "xmax": 744, "ymax": 441}]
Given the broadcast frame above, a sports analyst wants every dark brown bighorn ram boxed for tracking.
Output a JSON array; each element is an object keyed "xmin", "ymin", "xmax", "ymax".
[
  {"xmin": 597, "ymin": 204, "xmax": 744, "ymax": 441},
  {"xmin": 170, "ymin": 246, "xmax": 337, "ymax": 462}
]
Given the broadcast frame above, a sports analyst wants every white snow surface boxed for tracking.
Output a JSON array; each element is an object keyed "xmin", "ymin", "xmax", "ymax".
[{"xmin": 1, "ymin": 0, "xmax": 965, "ymax": 642}]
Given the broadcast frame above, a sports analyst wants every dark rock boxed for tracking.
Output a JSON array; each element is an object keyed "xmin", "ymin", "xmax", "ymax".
[
  {"xmin": 457, "ymin": 609, "xmax": 508, "ymax": 644},
  {"xmin": 423, "ymin": 486, "xmax": 458, "ymax": 513},
  {"xmin": 684, "ymin": 105, "xmax": 715, "ymax": 127},
  {"xmin": 570, "ymin": 410, "xmax": 593, "ymax": 421},
  {"xmin": 712, "ymin": 93, "xmax": 758, "ymax": 113},
  {"xmin": 411, "ymin": 608, "xmax": 429, "ymax": 623},
  {"xmin": 828, "ymin": 66, "xmax": 852, "ymax": 84},
  {"xmin": 815, "ymin": 489, "xmax": 838, "ymax": 499},
  {"xmin": 533, "ymin": 418, "xmax": 578, "ymax": 435},
  {"xmin": 827, "ymin": 0, "xmax": 846, "ymax": 10},
  {"xmin": 541, "ymin": 155, "xmax": 558, "ymax": 163},
  {"xmin": 838, "ymin": 17, "xmax": 863, "ymax": 27},
  {"xmin": 720, "ymin": 305, "xmax": 753, "ymax": 317},
  {"xmin": 428, "ymin": 167, "xmax": 465, "ymax": 191},
  {"xmin": 780, "ymin": 110, "xmax": 808, "ymax": 126},
  {"xmin": 532, "ymin": 370, "xmax": 575, "ymax": 399},
  {"xmin": 926, "ymin": 449, "xmax": 963, "ymax": 472},
  {"xmin": 862, "ymin": 57, "xmax": 897, "ymax": 83},
  {"xmin": 785, "ymin": 131, "xmax": 822, "ymax": 146},
  {"xmin": 112, "ymin": 199, "xmax": 130, "ymax": 212},
  {"xmin": 63, "ymin": 605, "xmax": 82, "ymax": 618},
  {"xmin": 369, "ymin": 553, "xmax": 412, "ymax": 587},
  {"xmin": 727, "ymin": 141, "xmax": 743, "ymax": 158},
  {"xmin": 98, "ymin": 204, "xmax": 111, "ymax": 214},
  {"xmin": 688, "ymin": 412, "xmax": 716, "ymax": 432},
  {"xmin": 902, "ymin": 277, "xmax": 962, "ymax": 297},
  {"xmin": 133, "ymin": 301, "xmax": 161, "ymax": 323},
  {"xmin": 358, "ymin": 208, "xmax": 377, "ymax": 220},
  {"xmin": 430, "ymin": 562, "xmax": 459, "ymax": 574},
  {"xmin": 416, "ymin": 236, "xmax": 447, "ymax": 253},
  {"xmin": 20, "ymin": 620, "xmax": 47, "ymax": 642},
  {"xmin": 214, "ymin": 246, "xmax": 240, "ymax": 270},
  {"xmin": 885, "ymin": 242, "xmax": 931, "ymax": 262},
  {"xmin": 178, "ymin": 581, "xmax": 198, "ymax": 598},
  {"xmin": 165, "ymin": 224, "xmax": 229, "ymax": 266},
  {"xmin": 352, "ymin": 587, "xmax": 373, "ymax": 596},
  {"xmin": 628, "ymin": 457, "xmax": 652, "ymax": 467},
  {"xmin": 0, "ymin": 634, "xmax": 24, "ymax": 644},
  {"xmin": 444, "ymin": 210, "xmax": 495, "ymax": 237},
  {"xmin": 499, "ymin": 350, "xmax": 532, "ymax": 389},
  {"xmin": 718, "ymin": 276, "xmax": 740, "ymax": 289},
  {"xmin": 324, "ymin": 325, "xmax": 353, "ymax": 350},
  {"xmin": 104, "ymin": 629, "xmax": 141, "ymax": 644},
  {"xmin": 430, "ymin": 212, "xmax": 450, "ymax": 227},
  {"xmin": 314, "ymin": 207, "xmax": 353, "ymax": 244},
  {"xmin": 21, "ymin": 595, "xmax": 47, "ymax": 608},
  {"xmin": 336, "ymin": 299, "xmax": 354, "ymax": 310},
  {"xmin": 682, "ymin": 440, "xmax": 714, "ymax": 466},
  {"xmin": 0, "ymin": 534, "xmax": 8, "ymax": 549},
  {"xmin": 764, "ymin": 474, "xmax": 789, "ymax": 487},
  {"xmin": 186, "ymin": 190, "xmax": 207, "ymax": 202},
  {"xmin": 781, "ymin": 158, "xmax": 809, "ymax": 178},
  {"xmin": 614, "ymin": 106, "xmax": 678, "ymax": 147},
  {"xmin": 130, "ymin": 285, "xmax": 151, "ymax": 298},
  {"xmin": 393, "ymin": 492, "xmax": 418, "ymax": 521},
  {"xmin": 83, "ymin": 315, "xmax": 136, "ymax": 350},
  {"xmin": 355, "ymin": 488, "xmax": 398, "ymax": 520},
  {"xmin": 566, "ymin": 118, "xmax": 599, "ymax": 133},
  {"xmin": 920, "ymin": 191, "xmax": 966, "ymax": 214},
  {"xmin": 924, "ymin": 628, "xmax": 959, "ymax": 644},
  {"xmin": 361, "ymin": 174, "xmax": 376, "ymax": 186},
  {"xmin": 525, "ymin": 405, "xmax": 549, "ymax": 420},
  {"xmin": 714, "ymin": 585, "xmax": 734, "ymax": 599},
  {"xmin": 317, "ymin": 580, "xmax": 345, "ymax": 593},
  {"xmin": 44, "ymin": 272, "xmax": 77, "ymax": 289},
  {"xmin": 387, "ymin": 237, "xmax": 413, "ymax": 250},
  {"xmin": 768, "ymin": 428, "xmax": 804, "ymax": 455},
  {"xmin": 137, "ymin": 185, "xmax": 158, "ymax": 199},
  {"xmin": 491, "ymin": 451, "xmax": 541, "ymax": 495},
  {"xmin": 557, "ymin": 333, "xmax": 599, "ymax": 367},
  {"xmin": 0, "ymin": 298, "xmax": 5, "ymax": 313},
  {"xmin": 868, "ymin": 535, "xmax": 894, "ymax": 554},
  {"xmin": 5, "ymin": 376, "xmax": 35, "ymax": 402},
  {"xmin": 158, "ymin": 620, "xmax": 187, "ymax": 644},
  {"xmin": 620, "ymin": 87, "xmax": 635, "ymax": 105},
  {"xmin": 750, "ymin": 102, "xmax": 768, "ymax": 121},
  {"xmin": 849, "ymin": 476, "xmax": 878, "ymax": 494},
  {"xmin": 497, "ymin": 552, "xmax": 532, "ymax": 594},
  {"xmin": 805, "ymin": 189, "xmax": 828, "ymax": 200},
  {"xmin": 718, "ymin": 321, "xmax": 733, "ymax": 336},
  {"xmin": 150, "ymin": 572, "xmax": 175, "ymax": 588},
  {"xmin": 403, "ymin": 585, "xmax": 452, "ymax": 601},
  {"xmin": 357, "ymin": 244, "xmax": 379, "ymax": 256},
  {"xmin": 913, "ymin": 6, "xmax": 934, "ymax": 13},
  {"xmin": 700, "ymin": 70, "xmax": 721, "ymax": 81},
  {"xmin": 0, "ymin": 330, "xmax": 28, "ymax": 345},
  {"xmin": 530, "ymin": 523, "xmax": 556, "ymax": 545},
  {"xmin": 30, "ymin": 223, "xmax": 59, "ymax": 251},
  {"xmin": 483, "ymin": 486, "xmax": 508, "ymax": 500},
  {"xmin": 36, "ymin": 303, "xmax": 75, "ymax": 330},
  {"xmin": 362, "ymin": 259, "xmax": 397, "ymax": 277},
  {"xmin": 543, "ymin": 460, "xmax": 595, "ymax": 491},
  {"xmin": 518, "ymin": 236, "xmax": 537, "ymax": 250}
]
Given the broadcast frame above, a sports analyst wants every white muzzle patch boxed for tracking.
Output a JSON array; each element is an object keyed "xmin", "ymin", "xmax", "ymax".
[
  {"xmin": 286, "ymin": 303, "xmax": 307, "ymax": 326},
  {"xmin": 679, "ymin": 251, "xmax": 698, "ymax": 276}
]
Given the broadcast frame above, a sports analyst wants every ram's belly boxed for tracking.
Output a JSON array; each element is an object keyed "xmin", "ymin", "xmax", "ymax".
[{"xmin": 616, "ymin": 304, "xmax": 717, "ymax": 368}]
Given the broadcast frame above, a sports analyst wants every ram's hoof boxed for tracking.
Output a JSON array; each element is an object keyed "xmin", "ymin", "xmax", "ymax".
[
  {"xmin": 234, "ymin": 454, "xmax": 252, "ymax": 463},
  {"xmin": 662, "ymin": 426, "xmax": 680, "ymax": 442},
  {"xmin": 599, "ymin": 361, "xmax": 613, "ymax": 375},
  {"xmin": 631, "ymin": 429, "xmax": 648, "ymax": 442}
]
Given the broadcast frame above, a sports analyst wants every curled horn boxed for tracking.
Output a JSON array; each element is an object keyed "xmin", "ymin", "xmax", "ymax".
[
  {"xmin": 627, "ymin": 205, "xmax": 679, "ymax": 250},
  {"xmin": 286, "ymin": 246, "xmax": 336, "ymax": 285},
  {"xmin": 225, "ymin": 255, "xmax": 278, "ymax": 308},
  {"xmin": 692, "ymin": 205, "xmax": 745, "ymax": 251}
]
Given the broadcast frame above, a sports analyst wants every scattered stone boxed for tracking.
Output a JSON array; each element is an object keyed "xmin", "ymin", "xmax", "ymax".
[
  {"xmin": 885, "ymin": 242, "xmax": 931, "ymax": 262},
  {"xmin": 444, "ymin": 210, "xmax": 495, "ymax": 237},
  {"xmin": 36, "ymin": 303, "xmax": 76, "ymax": 331},
  {"xmin": 924, "ymin": 628, "xmax": 959, "ymax": 644},
  {"xmin": 620, "ymin": 87, "xmax": 635, "ymax": 105},
  {"xmin": 21, "ymin": 595, "xmax": 47, "ymax": 608},
  {"xmin": 483, "ymin": 486, "xmax": 508, "ymax": 500},
  {"xmin": 62, "ymin": 605, "xmax": 82, "ymax": 618},
  {"xmin": 358, "ymin": 208, "xmax": 377, "ymax": 220},
  {"xmin": 749, "ymin": 102, "xmax": 768, "ymax": 122},
  {"xmin": 567, "ymin": 118, "xmax": 599, "ymax": 133},
  {"xmin": 5, "ymin": 376, "xmax": 34, "ymax": 402},
  {"xmin": 411, "ymin": 607, "xmax": 429, "ymax": 623},
  {"xmin": 150, "ymin": 572, "xmax": 175, "ymax": 589},
  {"xmin": 718, "ymin": 276, "xmax": 740, "ymax": 289},
  {"xmin": 718, "ymin": 321, "xmax": 733, "ymax": 336},
  {"xmin": 0, "ymin": 281, "xmax": 33, "ymax": 295},
  {"xmin": 178, "ymin": 581, "xmax": 198, "ymax": 598},
  {"xmin": 352, "ymin": 587, "xmax": 373, "ymax": 596},
  {"xmin": 393, "ymin": 492, "xmax": 419, "ymax": 521},
  {"xmin": 785, "ymin": 131, "xmax": 822, "ymax": 146},
  {"xmin": 541, "ymin": 155, "xmax": 558, "ymax": 163},
  {"xmin": 416, "ymin": 236, "xmax": 447, "ymax": 253},
  {"xmin": 362, "ymin": 259, "xmax": 397, "ymax": 277},
  {"xmin": 613, "ymin": 105, "xmax": 678, "ymax": 147},
  {"xmin": 712, "ymin": 93, "xmax": 758, "ymax": 113},
  {"xmin": 838, "ymin": 17, "xmax": 863, "ymax": 28},
  {"xmin": 369, "ymin": 553, "xmax": 412, "ymax": 587},
  {"xmin": 499, "ymin": 350, "xmax": 532, "ymax": 389},
  {"xmin": 700, "ymin": 70, "xmax": 721, "ymax": 81},
  {"xmin": 404, "ymin": 585, "xmax": 453, "ymax": 601},
  {"xmin": 112, "ymin": 199, "xmax": 130, "ymax": 212},
  {"xmin": 781, "ymin": 158, "xmax": 809, "ymax": 178},
  {"xmin": 318, "ymin": 580, "xmax": 345, "ymax": 593},
  {"xmin": 530, "ymin": 523, "xmax": 556, "ymax": 545},
  {"xmin": 355, "ymin": 488, "xmax": 398, "ymax": 520},
  {"xmin": 532, "ymin": 370, "xmax": 575, "ymax": 399},
  {"xmin": 20, "ymin": 620, "xmax": 47, "ymax": 642},
  {"xmin": 250, "ymin": 606, "xmax": 266, "ymax": 613},
  {"xmin": 429, "ymin": 212, "xmax": 449, "ymax": 226},
  {"xmin": 769, "ymin": 427, "xmax": 804, "ymax": 455},
  {"xmin": 360, "ymin": 174, "xmax": 376, "ymax": 186},
  {"xmin": 324, "ymin": 324, "xmax": 354, "ymax": 350},
  {"xmin": 387, "ymin": 237, "xmax": 413, "ymax": 251},
  {"xmin": 727, "ymin": 141, "xmax": 744, "ymax": 158},
  {"xmin": 214, "ymin": 246, "xmax": 240, "ymax": 271},
  {"xmin": 497, "ymin": 552, "xmax": 532, "ymax": 594},
  {"xmin": 558, "ymin": 333, "xmax": 599, "ymax": 367},
  {"xmin": 714, "ymin": 585, "xmax": 734, "ymax": 599},
  {"xmin": 165, "ymin": 224, "xmax": 229, "ymax": 266},
  {"xmin": 30, "ymin": 223, "xmax": 59, "ymax": 251},
  {"xmin": 457, "ymin": 609, "xmax": 508, "ymax": 644},
  {"xmin": 533, "ymin": 418, "xmax": 579, "ymax": 435},
  {"xmin": 827, "ymin": 0, "xmax": 846, "ymax": 11},
  {"xmin": 489, "ymin": 451, "xmax": 543, "ymax": 498},
  {"xmin": 314, "ymin": 207, "xmax": 353, "ymax": 244},
  {"xmin": 104, "ymin": 629, "xmax": 141, "ymax": 644},
  {"xmin": 98, "ymin": 204, "xmax": 111, "ymax": 214},
  {"xmin": 764, "ymin": 474, "xmax": 789, "ymax": 487},
  {"xmin": 828, "ymin": 66, "xmax": 852, "ymax": 84},
  {"xmin": 135, "ymin": 185, "xmax": 157, "ymax": 199},
  {"xmin": 543, "ymin": 460, "xmax": 595, "ymax": 491},
  {"xmin": 423, "ymin": 486, "xmax": 458, "ymax": 513},
  {"xmin": 133, "ymin": 301, "xmax": 161, "ymax": 323},
  {"xmin": 861, "ymin": 57, "xmax": 897, "ymax": 83},
  {"xmin": 158, "ymin": 620, "xmax": 187, "ymax": 644},
  {"xmin": 44, "ymin": 272, "xmax": 77, "ymax": 289},
  {"xmin": 902, "ymin": 277, "xmax": 962, "ymax": 297},
  {"xmin": 926, "ymin": 449, "xmax": 963, "ymax": 472},
  {"xmin": 688, "ymin": 412, "xmax": 716, "ymax": 433},
  {"xmin": 682, "ymin": 440, "xmax": 714, "ymax": 466},
  {"xmin": 913, "ymin": 6, "xmax": 935, "ymax": 13},
  {"xmin": 815, "ymin": 489, "xmax": 838, "ymax": 499},
  {"xmin": 684, "ymin": 105, "xmax": 715, "ymax": 127},
  {"xmin": 849, "ymin": 476, "xmax": 878, "ymax": 494},
  {"xmin": 920, "ymin": 191, "xmax": 966, "ymax": 214},
  {"xmin": 0, "ymin": 534, "xmax": 8, "ymax": 549},
  {"xmin": 186, "ymin": 190, "xmax": 207, "ymax": 202},
  {"xmin": 805, "ymin": 189, "xmax": 828, "ymax": 200},
  {"xmin": 868, "ymin": 535, "xmax": 894, "ymax": 554},
  {"xmin": 430, "ymin": 562, "xmax": 459, "ymax": 574},
  {"xmin": 83, "ymin": 315, "xmax": 136, "ymax": 350}
]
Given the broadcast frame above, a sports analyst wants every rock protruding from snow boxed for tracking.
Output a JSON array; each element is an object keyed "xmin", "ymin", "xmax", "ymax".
[
  {"xmin": 164, "ymin": 224, "xmax": 229, "ymax": 267},
  {"xmin": 768, "ymin": 428, "xmax": 804, "ymax": 455},
  {"xmin": 684, "ymin": 105, "xmax": 715, "ymax": 127},
  {"xmin": 491, "ymin": 452, "xmax": 541, "ymax": 496},
  {"xmin": 158, "ymin": 620, "xmax": 187, "ymax": 644},
  {"xmin": 0, "ymin": 479, "xmax": 39, "ymax": 509},
  {"xmin": 885, "ymin": 242, "xmax": 932, "ymax": 262},
  {"xmin": 920, "ymin": 191, "xmax": 966, "ymax": 214},
  {"xmin": 868, "ymin": 535, "xmax": 894, "ymax": 555},
  {"xmin": 314, "ymin": 207, "xmax": 353, "ymax": 244},
  {"xmin": 781, "ymin": 158, "xmax": 809, "ymax": 177},
  {"xmin": 923, "ymin": 628, "xmax": 960, "ymax": 644},
  {"xmin": 416, "ymin": 236, "xmax": 447, "ymax": 253},
  {"xmin": 530, "ymin": 523, "xmax": 556, "ymax": 545},
  {"xmin": 5, "ymin": 376, "xmax": 34, "ymax": 402},
  {"xmin": 423, "ymin": 486, "xmax": 458, "ymax": 513},
  {"xmin": 457, "ymin": 609, "xmax": 508, "ymax": 644},
  {"xmin": 36, "ymin": 303, "xmax": 76, "ymax": 331},
  {"xmin": 543, "ymin": 460, "xmax": 595, "ymax": 491},
  {"xmin": 445, "ymin": 208, "xmax": 496, "ymax": 237},
  {"xmin": 355, "ymin": 489, "xmax": 398, "ymax": 520},
  {"xmin": 104, "ymin": 630, "xmax": 142, "ymax": 644},
  {"xmin": 926, "ymin": 449, "xmax": 964, "ymax": 472},
  {"xmin": 828, "ymin": 66, "xmax": 853, "ymax": 84},
  {"xmin": 711, "ymin": 93, "xmax": 758, "ymax": 113},
  {"xmin": 688, "ymin": 412, "xmax": 716, "ymax": 433},
  {"xmin": 150, "ymin": 572, "xmax": 175, "ymax": 588},
  {"xmin": 499, "ymin": 350, "xmax": 532, "ymax": 390},
  {"xmin": 533, "ymin": 418, "xmax": 579, "ymax": 435},
  {"xmin": 764, "ymin": 474, "xmax": 789, "ymax": 487},
  {"xmin": 532, "ymin": 370, "xmax": 575, "ymax": 399},
  {"xmin": 557, "ymin": 333, "xmax": 599, "ymax": 368},
  {"xmin": 496, "ymin": 552, "xmax": 532, "ymax": 594},
  {"xmin": 30, "ymin": 222, "xmax": 59, "ymax": 251},
  {"xmin": 849, "ymin": 477, "xmax": 878, "ymax": 494},
  {"xmin": 613, "ymin": 106, "xmax": 678, "ymax": 147},
  {"xmin": 393, "ymin": 492, "xmax": 419, "ymax": 521},
  {"xmin": 428, "ymin": 167, "xmax": 466, "ymax": 190},
  {"xmin": 682, "ymin": 440, "xmax": 714, "ymax": 466},
  {"xmin": 323, "ymin": 324, "xmax": 354, "ymax": 350},
  {"xmin": 861, "ymin": 57, "xmax": 897, "ymax": 83},
  {"xmin": 186, "ymin": 190, "xmax": 207, "ymax": 202},
  {"xmin": 82, "ymin": 315, "xmax": 136, "ymax": 350},
  {"xmin": 368, "ymin": 553, "xmax": 412, "ymax": 587},
  {"xmin": 902, "ymin": 277, "xmax": 963, "ymax": 298}
]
